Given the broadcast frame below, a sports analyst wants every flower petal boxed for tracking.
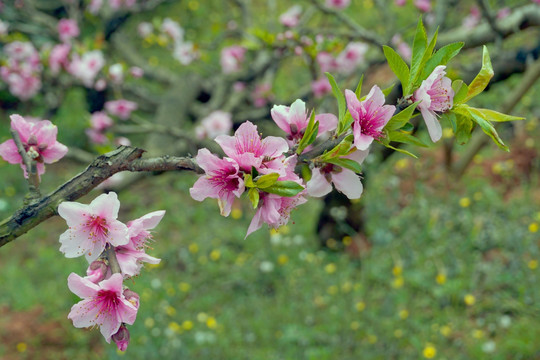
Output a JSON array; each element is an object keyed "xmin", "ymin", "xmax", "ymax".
[
  {"xmin": 67, "ymin": 272, "xmax": 99, "ymax": 298},
  {"xmin": 420, "ymin": 107, "xmax": 442, "ymax": 142},
  {"xmin": 332, "ymin": 169, "xmax": 363, "ymax": 199},
  {"xmin": 306, "ymin": 168, "xmax": 333, "ymax": 197}
]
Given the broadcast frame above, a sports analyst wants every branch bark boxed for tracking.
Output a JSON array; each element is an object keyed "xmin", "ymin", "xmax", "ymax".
[{"xmin": 0, "ymin": 146, "xmax": 202, "ymax": 248}]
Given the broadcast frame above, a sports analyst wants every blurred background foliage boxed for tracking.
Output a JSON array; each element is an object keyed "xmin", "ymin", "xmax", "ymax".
[{"xmin": 0, "ymin": 0, "xmax": 539, "ymax": 359}]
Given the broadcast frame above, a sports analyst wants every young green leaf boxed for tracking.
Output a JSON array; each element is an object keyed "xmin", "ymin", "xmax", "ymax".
[
  {"xmin": 421, "ymin": 42, "xmax": 464, "ymax": 80},
  {"xmin": 297, "ymin": 111, "xmax": 319, "ymax": 155},
  {"xmin": 382, "ymin": 84, "xmax": 395, "ymax": 96},
  {"xmin": 452, "ymin": 80, "xmax": 469, "ymax": 105},
  {"xmin": 454, "ymin": 114, "xmax": 473, "ymax": 145},
  {"xmin": 355, "ymin": 74, "xmax": 364, "ymax": 98},
  {"xmin": 462, "ymin": 46, "xmax": 494, "ymax": 103},
  {"xmin": 320, "ymin": 134, "xmax": 354, "ymax": 160},
  {"xmin": 387, "ymin": 130, "xmax": 428, "ymax": 147},
  {"xmin": 411, "ymin": 27, "xmax": 438, "ymax": 87},
  {"xmin": 473, "ymin": 108, "xmax": 525, "ymax": 122},
  {"xmin": 384, "ymin": 102, "xmax": 419, "ymax": 131},
  {"xmin": 382, "ymin": 46, "xmax": 410, "ymax": 89},
  {"xmin": 244, "ymin": 173, "xmax": 255, "ymax": 187},
  {"xmin": 381, "ymin": 143, "xmax": 418, "ymax": 158},
  {"xmin": 406, "ymin": 18, "xmax": 428, "ymax": 94},
  {"xmin": 248, "ymin": 188, "xmax": 260, "ymax": 209},
  {"xmin": 264, "ymin": 181, "xmax": 305, "ymax": 197},
  {"xmin": 325, "ymin": 157, "xmax": 363, "ymax": 173},
  {"xmin": 453, "ymin": 104, "xmax": 508, "ymax": 151},
  {"xmin": 255, "ymin": 173, "xmax": 280, "ymax": 188},
  {"xmin": 325, "ymin": 72, "xmax": 347, "ymax": 129}
]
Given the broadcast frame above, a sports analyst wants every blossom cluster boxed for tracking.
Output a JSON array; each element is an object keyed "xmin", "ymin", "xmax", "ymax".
[
  {"xmin": 58, "ymin": 192, "xmax": 165, "ymax": 351},
  {"xmin": 1, "ymin": 42, "xmax": 42, "ymax": 100},
  {"xmin": 0, "ymin": 114, "xmax": 68, "ymax": 178}
]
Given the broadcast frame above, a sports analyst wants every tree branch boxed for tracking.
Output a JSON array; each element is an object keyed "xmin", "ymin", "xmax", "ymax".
[
  {"xmin": 0, "ymin": 146, "xmax": 202, "ymax": 248},
  {"xmin": 10, "ymin": 128, "xmax": 40, "ymax": 197}
]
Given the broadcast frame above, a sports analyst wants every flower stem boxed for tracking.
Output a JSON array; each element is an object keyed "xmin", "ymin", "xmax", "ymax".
[{"xmin": 105, "ymin": 244, "xmax": 122, "ymax": 275}]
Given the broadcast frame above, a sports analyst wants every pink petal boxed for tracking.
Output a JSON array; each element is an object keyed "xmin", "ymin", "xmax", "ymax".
[
  {"xmin": 68, "ymin": 298, "xmax": 102, "ymax": 328},
  {"xmin": 58, "ymin": 201, "xmax": 91, "ymax": 226},
  {"xmin": 91, "ymin": 192, "xmax": 121, "ymax": 220},
  {"xmin": 332, "ymin": 169, "xmax": 363, "ymax": 199},
  {"xmin": 353, "ymin": 132, "xmax": 374, "ymax": 151},
  {"xmin": 345, "ymin": 148, "xmax": 369, "ymax": 164},
  {"xmin": 420, "ymin": 107, "xmax": 442, "ymax": 142},
  {"xmin": 10, "ymin": 114, "xmax": 32, "ymax": 143},
  {"xmin": 261, "ymin": 136, "xmax": 289, "ymax": 157},
  {"xmin": 363, "ymin": 85, "xmax": 386, "ymax": 110},
  {"xmin": 306, "ymin": 168, "xmax": 333, "ymax": 197},
  {"xmin": 41, "ymin": 142, "xmax": 68, "ymax": 163},
  {"xmin": 99, "ymin": 273, "xmax": 124, "ymax": 293},
  {"xmin": 345, "ymin": 89, "xmax": 361, "ymax": 114},
  {"xmin": 33, "ymin": 120, "xmax": 57, "ymax": 146},
  {"xmin": 0, "ymin": 139, "xmax": 23, "ymax": 164},
  {"xmin": 137, "ymin": 210, "xmax": 166, "ymax": 230},
  {"xmin": 59, "ymin": 228, "xmax": 94, "ymax": 258},
  {"xmin": 246, "ymin": 207, "xmax": 263, "ymax": 238},
  {"xmin": 195, "ymin": 148, "xmax": 225, "ymax": 173},
  {"xmin": 315, "ymin": 113, "xmax": 338, "ymax": 134},
  {"xmin": 270, "ymin": 105, "xmax": 292, "ymax": 134},
  {"xmin": 101, "ymin": 219, "xmax": 129, "ymax": 247},
  {"xmin": 67, "ymin": 272, "xmax": 99, "ymax": 298},
  {"xmin": 214, "ymin": 134, "xmax": 237, "ymax": 158},
  {"xmin": 288, "ymin": 99, "xmax": 307, "ymax": 129},
  {"xmin": 190, "ymin": 177, "xmax": 217, "ymax": 201}
]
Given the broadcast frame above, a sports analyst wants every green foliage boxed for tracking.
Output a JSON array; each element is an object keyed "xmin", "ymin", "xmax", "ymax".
[
  {"xmin": 324, "ymin": 157, "xmax": 363, "ymax": 173},
  {"xmin": 263, "ymin": 181, "xmax": 305, "ymax": 197},
  {"xmin": 462, "ymin": 46, "xmax": 494, "ymax": 103},
  {"xmin": 421, "ymin": 42, "xmax": 464, "ymax": 80},
  {"xmin": 297, "ymin": 112, "xmax": 319, "ymax": 155},
  {"xmin": 384, "ymin": 102, "xmax": 419, "ymax": 131},
  {"xmin": 319, "ymin": 135, "xmax": 354, "ymax": 161},
  {"xmin": 383, "ymin": 46, "xmax": 409, "ymax": 89},
  {"xmin": 452, "ymin": 104, "xmax": 509, "ymax": 151},
  {"xmin": 325, "ymin": 72, "xmax": 348, "ymax": 135}
]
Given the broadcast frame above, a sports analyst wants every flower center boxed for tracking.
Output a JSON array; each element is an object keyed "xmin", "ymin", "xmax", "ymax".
[{"xmin": 85, "ymin": 215, "xmax": 109, "ymax": 242}]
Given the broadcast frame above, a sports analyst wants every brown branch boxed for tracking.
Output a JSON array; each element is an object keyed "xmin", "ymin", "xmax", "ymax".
[
  {"xmin": 437, "ymin": 4, "xmax": 540, "ymax": 49},
  {"xmin": 10, "ymin": 128, "xmax": 40, "ymax": 197},
  {"xmin": 0, "ymin": 146, "xmax": 203, "ymax": 248},
  {"xmin": 105, "ymin": 244, "xmax": 122, "ymax": 275}
]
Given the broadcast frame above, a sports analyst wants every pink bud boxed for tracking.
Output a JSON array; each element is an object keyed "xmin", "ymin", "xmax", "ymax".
[
  {"xmin": 123, "ymin": 289, "xmax": 140, "ymax": 309},
  {"xmin": 112, "ymin": 324, "xmax": 130, "ymax": 351},
  {"xmin": 86, "ymin": 260, "xmax": 108, "ymax": 283}
]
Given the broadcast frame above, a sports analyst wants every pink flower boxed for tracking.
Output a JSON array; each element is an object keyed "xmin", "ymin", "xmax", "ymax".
[
  {"xmin": 413, "ymin": 65, "xmax": 454, "ymax": 142},
  {"xmin": 58, "ymin": 192, "xmax": 129, "ymax": 262},
  {"xmin": 69, "ymin": 50, "xmax": 105, "ymax": 87},
  {"xmin": 88, "ymin": 0, "xmax": 103, "ymax": 13},
  {"xmin": 85, "ymin": 260, "xmax": 108, "ymax": 283},
  {"xmin": 497, "ymin": 7, "xmax": 511, "ymax": 19},
  {"xmin": 271, "ymin": 99, "xmax": 337, "ymax": 145},
  {"xmin": 49, "ymin": 44, "xmax": 71, "ymax": 75},
  {"xmin": 173, "ymin": 41, "xmax": 197, "ymax": 65},
  {"xmin": 345, "ymin": 86, "xmax": 395, "ymax": 150},
  {"xmin": 161, "ymin": 18, "xmax": 184, "ymax": 43},
  {"xmin": 137, "ymin": 22, "xmax": 153, "ymax": 37},
  {"xmin": 336, "ymin": 42, "xmax": 368, "ymax": 75},
  {"xmin": 108, "ymin": 63, "xmax": 124, "ymax": 84},
  {"xmin": 0, "ymin": 114, "xmax": 68, "ymax": 177},
  {"xmin": 195, "ymin": 111, "xmax": 233, "ymax": 140},
  {"xmin": 391, "ymin": 34, "xmax": 412, "ymax": 61},
  {"xmin": 246, "ymin": 157, "xmax": 306, "ymax": 237},
  {"xmin": 67, "ymin": 273, "xmax": 138, "ymax": 342},
  {"xmin": 220, "ymin": 46, "xmax": 246, "ymax": 74},
  {"xmin": 190, "ymin": 148, "xmax": 245, "ymax": 216},
  {"xmin": 90, "ymin": 111, "xmax": 114, "ymax": 131},
  {"xmin": 414, "ymin": 0, "xmax": 431, "ymax": 12},
  {"xmin": 57, "ymin": 19, "xmax": 79, "ymax": 42},
  {"xmin": 325, "ymin": 0, "xmax": 351, "ymax": 9},
  {"xmin": 317, "ymin": 52, "xmax": 338, "ymax": 73},
  {"xmin": 280, "ymin": 5, "xmax": 302, "ymax": 27},
  {"xmin": 306, "ymin": 149, "xmax": 368, "ymax": 199},
  {"xmin": 112, "ymin": 325, "xmax": 130, "ymax": 351},
  {"xmin": 252, "ymin": 83, "xmax": 274, "ymax": 108},
  {"xmin": 311, "ymin": 77, "xmax": 332, "ymax": 98},
  {"xmin": 462, "ymin": 6, "xmax": 481, "ymax": 29},
  {"xmin": 215, "ymin": 121, "xmax": 289, "ymax": 174},
  {"xmin": 395, "ymin": 0, "xmax": 406, "ymax": 5},
  {"xmin": 86, "ymin": 129, "xmax": 108, "ymax": 144},
  {"xmin": 129, "ymin": 66, "xmax": 144, "ymax": 78},
  {"xmin": 114, "ymin": 211, "xmax": 165, "ymax": 277},
  {"xmin": 105, "ymin": 99, "xmax": 138, "ymax": 120}
]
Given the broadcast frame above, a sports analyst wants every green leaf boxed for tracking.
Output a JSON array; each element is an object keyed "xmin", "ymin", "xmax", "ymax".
[
  {"xmin": 473, "ymin": 108, "xmax": 525, "ymax": 122},
  {"xmin": 355, "ymin": 74, "xmax": 364, "ymax": 98},
  {"xmin": 452, "ymin": 80, "xmax": 469, "ymax": 105},
  {"xmin": 297, "ymin": 111, "xmax": 319, "ymax": 155},
  {"xmin": 463, "ymin": 46, "xmax": 494, "ymax": 103},
  {"xmin": 325, "ymin": 72, "xmax": 347, "ymax": 132},
  {"xmin": 244, "ymin": 174, "xmax": 255, "ymax": 187},
  {"xmin": 406, "ymin": 18, "xmax": 428, "ymax": 94},
  {"xmin": 385, "ymin": 102, "xmax": 419, "ymax": 131},
  {"xmin": 255, "ymin": 173, "xmax": 280, "ymax": 188},
  {"xmin": 381, "ymin": 143, "xmax": 418, "ymax": 158},
  {"xmin": 421, "ymin": 42, "xmax": 464, "ymax": 80},
  {"xmin": 453, "ymin": 104, "xmax": 508, "ymax": 151},
  {"xmin": 264, "ymin": 181, "xmax": 305, "ymax": 197},
  {"xmin": 454, "ymin": 114, "xmax": 473, "ymax": 145},
  {"xmin": 383, "ymin": 46, "xmax": 410, "ymax": 89},
  {"xmin": 320, "ymin": 135, "xmax": 354, "ymax": 160},
  {"xmin": 248, "ymin": 188, "xmax": 260, "ymax": 209},
  {"xmin": 325, "ymin": 157, "xmax": 363, "ymax": 173},
  {"xmin": 382, "ymin": 84, "xmax": 395, "ymax": 96},
  {"xmin": 387, "ymin": 130, "xmax": 428, "ymax": 147}
]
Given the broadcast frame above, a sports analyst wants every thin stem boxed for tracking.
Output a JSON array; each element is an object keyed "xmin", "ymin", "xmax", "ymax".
[
  {"xmin": 105, "ymin": 244, "xmax": 122, "ymax": 275},
  {"xmin": 10, "ymin": 128, "xmax": 40, "ymax": 197}
]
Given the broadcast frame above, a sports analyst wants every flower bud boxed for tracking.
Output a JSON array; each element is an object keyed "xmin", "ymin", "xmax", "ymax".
[
  {"xmin": 123, "ymin": 289, "xmax": 140, "ymax": 309},
  {"xmin": 86, "ymin": 260, "xmax": 108, "ymax": 283},
  {"xmin": 112, "ymin": 324, "xmax": 130, "ymax": 351}
]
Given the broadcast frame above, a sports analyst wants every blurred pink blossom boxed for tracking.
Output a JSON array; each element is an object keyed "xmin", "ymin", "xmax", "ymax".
[
  {"xmin": 221, "ymin": 46, "xmax": 246, "ymax": 74},
  {"xmin": 325, "ymin": 0, "xmax": 351, "ymax": 9},
  {"xmin": 414, "ymin": 0, "xmax": 431, "ymax": 12},
  {"xmin": 311, "ymin": 77, "xmax": 332, "ymax": 98},
  {"xmin": 280, "ymin": 5, "xmax": 302, "ymax": 27},
  {"xmin": 105, "ymin": 99, "xmax": 138, "ymax": 120},
  {"xmin": 195, "ymin": 111, "xmax": 233, "ymax": 140},
  {"xmin": 57, "ymin": 19, "xmax": 79, "ymax": 42}
]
